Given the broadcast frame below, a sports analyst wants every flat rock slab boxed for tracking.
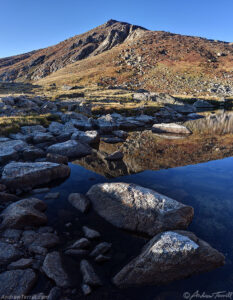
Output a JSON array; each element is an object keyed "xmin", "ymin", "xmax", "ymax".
[
  {"xmin": 47, "ymin": 140, "xmax": 92, "ymax": 158},
  {"xmin": 87, "ymin": 183, "xmax": 194, "ymax": 236},
  {"xmin": 0, "ymin": 140, "xmax": 27, "ymax": 165},
  {"xmin": 0, "ymin": 269, "xmax": 37, "ymax": 296},
  {"xmin": 0, "ymin": 198, "xmax": 47, "ymax": 229},
  {"xmin": 113, "ymin": 230, "xmax": 225, "ymax": 287},
  {"xmin": 152, "ymin": 123, "xmax": 191, "ymax": 134},
  {"xmin": 1, "ymin": 161, "xmax": 70, "ymax": 189},
  {"xmin": 42, "ymin": 251, "xmax": 70, "ymax": 288}
]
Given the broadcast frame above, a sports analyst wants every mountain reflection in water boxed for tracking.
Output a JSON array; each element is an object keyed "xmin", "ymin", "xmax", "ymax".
[{"xmin": 73, "ymin": 111, "xmax": 233, "ymax": 177}]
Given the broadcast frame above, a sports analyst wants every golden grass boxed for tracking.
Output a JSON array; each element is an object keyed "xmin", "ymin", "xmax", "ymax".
[{"xmin": 0, "ymin": 114, "xmax": 59, "ymax": 136}]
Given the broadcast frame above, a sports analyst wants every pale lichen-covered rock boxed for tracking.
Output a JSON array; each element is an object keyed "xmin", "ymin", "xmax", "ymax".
[
  {"xmin": 87, "ymin": 183, "xmax": 194, "ymax": 236},
  {"xmin": 71, "ymin": 130, "xmax": 99, "ymax": 145},
  {"xmin": 113, "ymin": 231, "xmax": 225, "ymax": 287},
  {"xmin": 152, "ymin": 123, "xmax": 191, "ymax": 134},
  {"xmin": 1, "ymin": 161, "xmax": 70, "ymax": 189}
]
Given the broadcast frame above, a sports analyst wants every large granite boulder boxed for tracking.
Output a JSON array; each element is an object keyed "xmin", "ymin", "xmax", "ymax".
[
  {"xmin": 152, "ymin": 123, "xmax": 191, "ymax": 134},
  {"xmin": 0, "ymin": 269, "xmax": 37, "ymax": 296},
  {"xmin": 113, "ymin": 231, "xmax": 225, "ymax": 287},
  {"xmin": 0, "ymin": 198, "xmax": 47, "ymax": 229},
  {"xmin": 86, "ymin": 183, "xmax": 193, "ymax": 236},
  {"xmin": 47, "ymin": 140, "xmax": 92, "ymax": 158},
  {"xmin": 0, "ymin": 140, "xmax": 27, "ymax": 165},
  {"xmin": 1, "ymin": 161, "xmax": 70, "ymax": 189}
]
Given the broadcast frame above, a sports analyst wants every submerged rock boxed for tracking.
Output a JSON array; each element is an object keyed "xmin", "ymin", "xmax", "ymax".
[
  {"xmin": 80, "ymin": 259, "xmax": 102, "ymax": 286},
  {"xmin": 42, "ymin": 251, "xmax": 70, "ymax": 288},
  {"xmin": 90, "ymin": 242, "xmax": 112, "ymax": 257},
  {"xmin": 0, "ymin": 198, "xmax": 47, "ymax": 229},
  {"xmin": 83, "ymin": 226, "xmax": 101, "ymax": 239},
  {"xmin": 152, "ymin": 123, "xmax": 191, "ymax": 135},
  {"xmin": 113, "ymin": 231, "xmax": 225, "ymax": 287},
  {"xmin": 68, "ymin": 238, "xmax": 91, "ymax": 250},
  {"xmin": 0, "ymin": 269, "xmax": 37, "ymax": 296},
  {"xmin": 87, "ymin": 183, "xmax": 193, "ymax": 236},
  {"xmin": 68, "ymin": 193, "xmax": 90, "ymax": 213},
  {"xmin": 1, "ymin": 161, "xmax": 70, "ymax": 189},
  {"xmin": 44, "ymin": 192, "xmax": 60, "ymax": 199},
  {"xmin": 81, "ymin": 283, "xmax": 92, "ymax": 296}
]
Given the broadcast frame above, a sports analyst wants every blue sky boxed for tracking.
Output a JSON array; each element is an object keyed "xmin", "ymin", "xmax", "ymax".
[{"xmin": 1, "ymin": 0, "xmax": 232, "ymax": 58}]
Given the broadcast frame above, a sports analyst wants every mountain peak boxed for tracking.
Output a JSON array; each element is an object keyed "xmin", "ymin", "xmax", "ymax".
[{"xmin": 105, "ymin": 19, "xmax": 119, "ymax": 26}]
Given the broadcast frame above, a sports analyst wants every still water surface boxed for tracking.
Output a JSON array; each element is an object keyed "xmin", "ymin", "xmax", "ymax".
[{"xmin": 33, "ymin": 111, "xmax": 233, "ymax": 299}]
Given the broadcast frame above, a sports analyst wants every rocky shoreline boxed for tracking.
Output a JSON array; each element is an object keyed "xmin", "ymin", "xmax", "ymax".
[{"xmin": 0, "ymin": 93, "xmax": 229, "ymax": 298}]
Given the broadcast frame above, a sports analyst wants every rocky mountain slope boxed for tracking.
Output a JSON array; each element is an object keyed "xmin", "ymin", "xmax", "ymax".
[
  {"xmin": 0, "ymin": 20, "xmax": 233, "ymax": 96},
  {"xmin": 0, "ymin": 20, "xmax": 146, "ymax": 82}
]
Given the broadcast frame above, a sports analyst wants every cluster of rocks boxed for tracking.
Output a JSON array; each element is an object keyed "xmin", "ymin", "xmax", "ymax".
[
  {"xmin": 86, "ymin": 182, "xmax": 225, "ymax": 288},
  {"xmin": 0, "ymin": 97, "xmax": 200, "ymax": 194},
  {"xmin": 0, "ymin": 95, "xmax": 58, "ymax": 116},
  {"xmin": 0, "ymin": 178, "xmax": 225, "ymax": 298},
  {"xmin": 0, "ymin": 93, "xmax": 226, "ymax": 298},
  {"xmin": 0, "ymin": 196, "xmax": 61, "ymax": 297},
  {"xmin": 0, "ymin": 95, "xmax": 93, "ymax": 117},
  {"xmin": 0, "ymin": 188, "xmax": 112, "ymax": 297}
]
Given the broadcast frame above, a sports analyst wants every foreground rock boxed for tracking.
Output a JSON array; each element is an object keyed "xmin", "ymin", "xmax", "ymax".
[
  {"xmin": 87, "ymin": 183, "xmax": 193, "ymax": 236},
  {"xmin": 113, "ymin": 231, "xmax": 225, "ymax": 287},
  {"xmin": 152, "ymin": 123, "xmax": 191, "ymax": 134},
  {"xmin": 1, "ymin": 162, "xmax": 70, "ymax": 189},
  {"xmin": 47, "ymin": 140, "xmax": 92, "ymax": 158},
  {"xmin": 0, "ymin": 198, "xmax": 47, "ymax": 229},
  {"xmin": 42, "ymin": 251, "xmax": 70, "ymax": 288},
  {"xmin": 0, "ymin": 269, "xmax": 37, "ymax": 296}
]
